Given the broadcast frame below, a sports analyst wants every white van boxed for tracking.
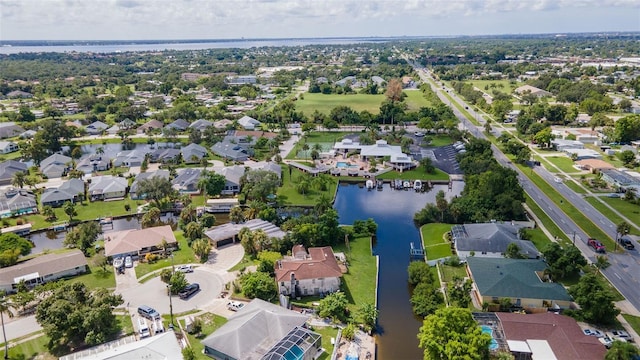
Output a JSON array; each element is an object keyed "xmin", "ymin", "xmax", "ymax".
[
  {"xmin": 138, "ymin": 317, "xmax": 150, "ymax": 338},
  {"xmin": 554, "ymin": 177, "xmax": 563, "ymax": 183}
]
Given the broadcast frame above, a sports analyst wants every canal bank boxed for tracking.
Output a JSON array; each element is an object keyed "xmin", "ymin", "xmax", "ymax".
[{"xmin": 333, "ymin": 182, "xmax": 463, "ymax": 359}]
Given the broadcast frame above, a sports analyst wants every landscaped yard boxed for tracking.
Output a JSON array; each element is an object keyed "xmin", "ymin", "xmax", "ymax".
[
  {"xmin": 311, "ymin": 326, "xmax": 339, "ymax": 360},
  {"xmin": 277, "ymin": 167, "xmax": 339, "ymax": 206},
  {"xmin": 425, "ymin": 243, "xmax": 452, "ymax": 261},
  {"xmin": 135, "ymin": 231, "xmax": 197, "ymax": 279},
  {"xmin": 68, "ymin": 263, "xmax": 116, "ymax": 289},
  {"xmin": 425, "ymin": 135, "xmax": 454, "ymax": 147},
  {"xmin": 286, "ymin": 132, "xmax": 353, "ymax": 160},
  {"xmin": 420, "ymin": 223, "xmax": 451, "ymax": 246},
  {"xmin": 544, "ymin": 156, "xmax": 579, "ymax": 173},
  {"xmin": 180, "ymin": 312, "xmax": 228, "ymax": 359},
  {"xmin": 0, "ymin": 333, "xmax": 51, "ymax": 360},
  {"xmin": 334, "ymin": 235, "xmax": 377, "ymax": 313},
  {"xmin": 439, "ymin": 264, "xmax": 467, "ymax": 283},
  {"xmin": 376, "ymin": 167, "xmax": 449, "ymax": 181}
]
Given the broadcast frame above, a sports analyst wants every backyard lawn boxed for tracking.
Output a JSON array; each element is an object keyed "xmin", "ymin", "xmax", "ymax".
[
  {"xmin": 67, "ymin": 262, "xmax": 116, "ymax": 289},
  {"xmin": 420, "ymin": 223, "xmax": 451, "ymax": 246},
  {"xmin": 377, "ymin": 167, "xmax": 450, "ymax": 181},
  {"xmin": 425, "ymin": 244, "xmax": 452, "ymax": 261},
  {"xmin": 544, "ymin": 156, "xmax": 580, "ymax": 173},
  {"xmin": 311, "ymin": 326, "xmax": 339, "ymax": 360},
  {"xmin": 286, "ymin": 131, "xmax": 353, "ymax": 160},
  {"xmin": 277, "ymin": 167, "xmax": 339, "ymax": 206},
  {"xmin": 334, "ymin": 235, "xmax": 377, "ymax": 313},
  {"xmin": 439, "ymin": 264, "xmax": 467, "ymax": 283},
  {"xmin": 180, "ymin": 312, "xmax": 227, "ymax": 359}
]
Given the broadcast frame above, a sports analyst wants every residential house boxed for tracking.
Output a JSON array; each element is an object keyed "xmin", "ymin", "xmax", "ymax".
[
  {"xmin": 130, "ymin": 169, "xmax": 170, "ymax": 200},
  {"xmin": 371, "ymin": 76, "xmax": 385, "ymax": 85},
  {"xmin": 19, "ymin": 130, "xmax": 37, "ymax": 139},
  {"xmin": 76, "ymin": 155, "xmax": 111, "ymax": 174},
  {"xmin": 247, "ymin": 161, "xmax": 282, "ymax": 178},
  {"xmin": 563, "ymin": 148, "xmax": 602, "ymax": 160},
  {"xmin": 275, "ymin": 245, "xmax": 342, "ymax": 297},
  {"xmin": 172, "ymin": 168, "xmax": 202, "ymax": 194},
  {"xmin": 213, "ymin": 165, "xmax": 245, "ymax": 195},
  {"xmin": 466, "ymin": 257, "xmax": 573, "ymax": 310},
  {"xmin": 181, "ymin": 143, "xmax": 208, "ymax": 164},
  {"xmin": 85, "ymin": 121, "xmax": 109, "ymax": 135},
  {"xmin": 211, "ymin": 141, "xmax": 250, "ymax": 162},
  {"xmin": 0, "ymin": 250, "xmax": 87, "ymax": 293},
  {"xmin": 104, "ymin": 225, "xmax": 178, "ymax": 258},
  {"xmin": 0, "ymin": 188, "xmax": 37, "ymax": 218},
  {"xmin": 514, "ymin": 85, "xmax": 552, "ymax": 97},
  {"xmin": 0, "ymin": 160, "xmax": 28, "ymax": 185},
  {"xmin": 575, "ymin": 159, "xmax": 615, "ymax": 173},
  {"xmin": 333, "ymin": 139, "xmax": 414, "ymax": 170},
  {"xmin": 335, "ymin": 76, "xmax": 356, "ymax": 87},
  {"xmin": 39, "ymin": 153, "xmax": 72, "ymax": 179},
  {"xmin": 106, "ymin": 119, "xmax": 136, "ymax": 135},
  {"xmin": 137, "ymin": 119, "xmax": 164, "ymax": 134},
  {"xmin": 496, "ymin": 312, "xmax": 606, "ymax": 360},
  {"xmin": 0, "ymin": 141, "xmax": 18, "ymax": 154},
  {"xmin": 551, "ymin": 139, "xmax": 584, "ymax": 151},
  {"xmin": 237, "ymin": 115, "xmax": 261, "ymax": 130},
  {"xmin": 149, "ymin": 148, "xmax": 181, "ymax": 164},
  {"xmin": 225, "ymin": 75, "xmax": 257, "ymax": 85},
  {"xmin": 88, "ymin": 175, "xmax": 128, "ymax": 201},
  {"xmin": 166, "ymin": 118, "xmax": 190, "ymax": 132},
  {"xmin": 213, "ymin": 119, "xmax": 234, "ymax": 130},
  {"xmin": 59, "ymin": 331, "xmax": 182, "ymax": 360},
  {"xmin": 6, "ymin": 90, "xmax": 33, "ymax": 99},
  {"xmin": 452, "ymin": 223, "xmax": 540, "ymax": 260},
  {"xmin": 0, "ymin": 122, "xmax": 25, "ymax": 139},
  {"xmin": 205, "ymin": 219, "xmax": 287, "ymax": 248},
  {"xmin": 600, "ymin": 169, "xmax": 640, "ymax": 192},
  {"xmin": 112, "ymin": 149, "xmax": 147, "ymax": 167},
  {"xmin": 401, "ymin": 76, "xmax": 414, "ymax": 88},
  {"xmin": 189, "ymin": 119, "xmax": 214, "ymax": 132},
  {"xmin": 40, "ymin": 178, "xmax": 85, "ymax": 207},
  {"xmin": 201, "ymin": 299, "xmax": 321, "ymax": 360}
]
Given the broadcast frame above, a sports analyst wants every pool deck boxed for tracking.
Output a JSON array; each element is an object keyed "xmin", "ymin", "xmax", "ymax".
[{"xmin": 335, "ymin": 330, "xmax": 375, "ymax": 360}]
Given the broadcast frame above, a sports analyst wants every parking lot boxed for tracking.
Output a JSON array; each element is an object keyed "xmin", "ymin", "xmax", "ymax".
[{"xmin": 414, "ymin": 144, "xmax": 462, "ymax": 175}]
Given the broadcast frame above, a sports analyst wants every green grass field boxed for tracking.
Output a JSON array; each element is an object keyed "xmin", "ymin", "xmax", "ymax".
[
  {"xmin": 286, "ymin": 132, "xmax": 353, "ymax": 160},
  {"xmin": 525, "ymin": 227, "xmax": 553, "ymax": 253},
  {"xmin": 600, "ymin": 197, "xmax": 640, "ymax": 229},
  {"xmin": 468, "ymin": 80, "xmax": 516, "ymax": 94},
  {"xmin": 420, "ymin": 223, "xmax": 451, "ymax": 246},
  {"xmin": 403, "ymin": 90, "xmax": 434, "ymax": 111},
  {"xmin": 334, "ymin": 235, "xmax": 377, "ymax": 313},
  {"xmin": 544, "ymin": 156, "xmax": 579, "ymax": 173},
  {"xmin": 440, "ymin": 264, "xmax": 467, "ymax": 283},
  {"xmin": 564, "ymin": 179, "xmax": 588, "ymax": 194},
  {"xmin": 425, "ymin": 135, "xmax": 454, "ymax": 147},
  {"xmin": 0, "ymin": 333, "xmax": 51, "ymax": 360},
  {"xmin": 312, "ymin": 326, "xmax": 338, "ymax": 360},
  {"xmin": 67, "ymin": 263, "xmax": 116, "ymax": 289},
  {"xmin": 426, "ymin": 243, "xmax": 452, "ymax": 260},
  {"xmin": 277, "ymin": 168, "xmax": 339, "ymax": 206},
  {"xmin": 296, "ymin": 90, "xmax": 432, "ymax": 116},
  {"xmin": 377, "ymin": 167, "xmax": 450, "ymax": 181}
]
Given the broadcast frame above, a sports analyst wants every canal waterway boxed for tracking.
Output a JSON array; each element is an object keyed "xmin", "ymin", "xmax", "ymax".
[{"xmin": 333, "ymin": 182, "xmax": 463, "ymax": 360}]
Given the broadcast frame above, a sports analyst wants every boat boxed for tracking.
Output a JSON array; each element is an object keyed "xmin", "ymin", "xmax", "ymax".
[
  {"xmin": 377, "ymin": 180, "xmax": 384, "ymax": 191},
  {"xmin": 403, "ymin": 181, "xmax": 411, "ymax": 189},
  {"xmin": 365, "ymin": 180, "xmax": 374, "ymax": 190},
  {"xmin": 414, "ymin": 180, "xmax": 422, "ymax": 191}
]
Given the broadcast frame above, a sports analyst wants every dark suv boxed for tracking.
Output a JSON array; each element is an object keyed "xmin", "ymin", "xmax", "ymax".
[
  {"xmin": 618, "ymin": 236, "xmax": 635, "ymax": 250},
  {"xmin": 179, "ymin": 283, "xmax": 200, "ymax": 299},
  {"xmin": 588, "ymin": 238, "xmax": 606, "ymax": 253}
]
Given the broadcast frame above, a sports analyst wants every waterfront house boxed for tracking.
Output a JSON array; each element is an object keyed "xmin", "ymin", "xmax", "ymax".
[
  {"xmin": 204, "ymin": 219, "xmax": 286, "ymax": 248},
  {"xmin": 189, "ymin": 119, "xmax": 214, "ymax": 132},
  {"xmin": 172, "ymin": 168, "xmax": 202, "ymax": 194},
  {"xmin": 137, "ymin": 119, "xmax": 164, "ymax": 134},
  {"xmin": 0, "ymin": 250, "xmax": 87, "ymax": 293},
  {"xmin": 0, "ymin": 160, "xmax": 28, "ymax": 186},
  {"xmin": 40, "ymin": 153, "xmax": 72, "ymax": 179},
  {"xmin": 104, "ymin": 225, "xmax": 177, "ymax": 258},
  {"xmin": 275, "ymin": 245, "xmax": 342, "ymax": 297},
  {"xmin": 130, "ymin": 169, "xmax": 170, "ymax": 200},
  {"xmin": 41, "ymin": 178, "xmax": 85, "ymax": 207},
  {"xmin": 76, "ymin": 155, "xmax": 111, "ymax": 174},
  {"xmin": 451, "ymin": 223, "xmax": 540, "ymax": 260},
  {"xmin": 166, "ymin": 118, "xmax": 190, "ymax": 132},
  {"xmin": 85, "ymin": 121, "xmax": 109, "ymax": 135},
  {"xmin": 466, "ymin": 257, "xmax": 573, "ymax": 310},
  {"xmin": 88, "ymin": 175, "xmax": 128, "ymax": 201},
  {"xmin": 112, "ymin": 149, "xmax": 147, "ymax": 167},
  {"xmin": 149, "ymin": 148, "xmax": 181, "ymax": 163},
  {"xmin": 201, "ymin": 299, "xmax": 321, "ymax": 360},
  {"xmin": 0, "ymin": 188, "xmax": 37, "ymax": 217}
]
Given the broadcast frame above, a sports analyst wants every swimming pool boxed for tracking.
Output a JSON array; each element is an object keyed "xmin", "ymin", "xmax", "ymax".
[
  {"xmin": 481, "ymin": 325, "xmax": 499, "ymax": 350},
  {"xmin": 336, "ymin": 161, "xmax": 358, "ymax": 168}
]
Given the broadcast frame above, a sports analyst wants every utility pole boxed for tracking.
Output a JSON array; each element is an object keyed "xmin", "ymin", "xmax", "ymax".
[{"xmin": 572, "ymin": 231, "xmax": 576, "ymax": 246}]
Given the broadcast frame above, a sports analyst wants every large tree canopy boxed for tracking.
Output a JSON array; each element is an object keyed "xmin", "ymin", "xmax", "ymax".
[
  {"xmin": 136, "ymin": 175, "xmax": 177, "ymax": 206},
  {"xmin": 36, "ymin": 283, "xmax": 123, "ymax": 354},
  {"xmin": 418, "ymin": 307, "xmax": 491, "ymax": 360},
  {"xmin": 240, "ymin": 169, "xmax": 280, "ymax": 202}
]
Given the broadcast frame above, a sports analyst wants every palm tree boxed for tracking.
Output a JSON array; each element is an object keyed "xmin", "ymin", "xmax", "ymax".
[
  {"xmin": 314, "ymin": 195, "xmax": 332, "ymax": 215},
  {"xmin": 594, "ymin": 255, "xmax": 610, "ymax": 274},
  {"xmin": 11, "ymin": 172, "xmax": 25, "ymax": 188},
  {"xmin": 0, "ymin": 291, "xmax": 15, "ymax": 359}
]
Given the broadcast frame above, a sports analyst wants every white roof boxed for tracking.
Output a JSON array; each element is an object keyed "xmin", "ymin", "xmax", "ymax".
[
  {"xmin": 507, "ymin": 340, "xmax": 532, "ymax": 353},
  {"xmin": 60, "ymin": 331, "xmax": 182, "ymax": 360},
  {"xmin": 527, "ymin": 340, "xmax": 557, "ymax": 360},
  {"xmin": 360, "ymin": 141, "xmax": 404, "ymax": 157}
]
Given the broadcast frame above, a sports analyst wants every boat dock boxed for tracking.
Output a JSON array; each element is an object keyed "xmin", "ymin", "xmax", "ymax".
[{"xmin": 409, "ymin": 242, "xmax": 425, "ymax": 261}]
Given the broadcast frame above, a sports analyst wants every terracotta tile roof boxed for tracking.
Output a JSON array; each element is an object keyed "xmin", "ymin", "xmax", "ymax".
[
  {"xmin": 496, "ymin": 313, "xmax": 606, "ymax": 360},
  {"xmin": 275, "ymin": 247, "xmax": 342, "ymax": 282},
  {"xmin": 104, "ymin": 225, "xmax": 176, "ymax": 257}
]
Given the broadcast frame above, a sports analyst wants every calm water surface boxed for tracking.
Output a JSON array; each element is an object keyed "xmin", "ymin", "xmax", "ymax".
[{"xmin": 334, "ymin": 182, "xmax": 463, "ymax": 360}]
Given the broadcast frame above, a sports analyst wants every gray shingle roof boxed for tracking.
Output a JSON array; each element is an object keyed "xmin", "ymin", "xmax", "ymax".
[{"xmin": 453, "ymin": 223, "xmax": 540, "ymax": 258}]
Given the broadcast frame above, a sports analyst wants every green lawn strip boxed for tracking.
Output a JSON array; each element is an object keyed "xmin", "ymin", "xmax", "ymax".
[
  {"xmin": 296, "ymin": 93, "xmax": 386, "ymax": 116},
  {"xmin": 438, "ymin": 91, "xmax": 479, "ymax": 126},
  {"xmin": 376, "ymin": 167, "xmax": 449, "ymax": 181},
  {"xmin": 228, "ymin": 255, "xmax": 260, "ymax": 272},
  {"xmin": 544, "ymin": 156, "xmax": 579, "ymax": 173},
  {"xmin": 430, "ymin": 266, "xmax": 441, "ymax": 288},
  {"xmin": 334, "ymin": 236, "xmax": 377, "ymax": 313},
  {"xmin": 179, "ymin": 312, "xmax": 227, "ymax": 358},
  {"xmin": 440, "ymin": 264, "xmax": 467, "ymax": 283},
  {"xmin": 0, "ymin": 333, "xmax": 50, "ymax": 359},
  {"xmin": 584, "ymin": 197, "xmax": 632, "ymax": 234},
  {"xmin": 622, "ymin": 314, "xmax": 640, "ymax": 337},
  {"xmin": 564, "ymin": 180, "xmax": 587, "ymax": 194},
  {"xmin": 310, "ymin": 326, "xmax": 338, "ymax": 360},
  {"xmin": 600, "ymin": 197, "xmax": 640, "ymax": 231},
  {"xmin": 277, "ymin": 167, "xmax": 338, "ymax": 206},
  {"xmin": 403, "ymin": 90, "xmax": 434, "ymax": 111},
  {"xmin": 67, "ymin": 263, "xmax": 116, "ymax": 289},
  {"xmin": 516, "ymin": 164, "xmax": 615, "ymax": 248},
  {"xmin": 135, "ymin": 231, "xmax": 197, "ymax": 279},
  {"xmin": 420, "ymin": 223, "xmax": 451, "ymax": 246},
  {"xmin": 116, "ymin": 314, "xmax": 136, "ymax": 336},
  {"xmin": 524, "ymin": 227, "xmax": 553, "ymax": 253},
  {"xmin": 524, "ymin": 193, "xmax": 572, "ymax": 247},
  {"xmin": 425, "ymin": 244, "xmax": 452, "ymax": 260},
  {"xmin": 426, "ymin": 135, "xmax": 454, "ymax": 147}
]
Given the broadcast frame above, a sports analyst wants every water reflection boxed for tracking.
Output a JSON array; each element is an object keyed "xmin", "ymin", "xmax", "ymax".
[{"xmin": 334, "ymin": 182, "xmax": 463, "ymax": 360}]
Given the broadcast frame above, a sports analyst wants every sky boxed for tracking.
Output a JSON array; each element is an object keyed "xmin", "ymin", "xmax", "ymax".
[{"xmin": 1, "ymin": 0, "xmax": 639, "ymax": 41}]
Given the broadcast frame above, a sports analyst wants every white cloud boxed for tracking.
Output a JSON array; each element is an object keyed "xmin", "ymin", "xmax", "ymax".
[{"xmin": 0, "ymin": 0, "xmax": 638, "ymax": 40}]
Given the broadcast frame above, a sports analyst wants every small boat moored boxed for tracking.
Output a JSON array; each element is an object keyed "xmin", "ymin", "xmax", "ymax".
[
  {"xmin": 365, "ymin": 179, "xmax": 374, "ymax": 190},
  {"xmin": 414, "ymin": 180, "xmax": 422, "ymax": 191}
]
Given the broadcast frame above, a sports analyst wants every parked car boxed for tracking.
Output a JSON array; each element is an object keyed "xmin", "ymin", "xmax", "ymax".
[
  {"xmin": 618, "ymin": 236, "xmax": 635, "ymax": 250},
  {"xmin": 583, "ymin": 329, "xmax": 604, "ymax": 338},
  {"xmin": 137, "ymin": 305, "xmax": 160, "ymax": 320},
  {"xmin": 179, "ymin": 283, "xmax": 200, "ymax": 299},
  {"xmin": 588, "ymin": 239, "xmax": 606, "ymax": 253},
  {"xmin": 227, "ymin": 301, "xmax": 245, "ymax": 312},
  {"xmin": 599, "ymin": 337, "xmax": 614, "ymax": 348},
  {"xmin": 607, "ymin": 330, "xmax": 634, "ymax": 342},
  {"xmin": 414, "ymin": 131, "xmax": 425, "ymax": 137},
  {"xmin": 124, "ymin": 256, "xmax": 133, "ymax": 268},
  {"xmin": 176, "ymin": 265, "xmax": 193, "ymax": 273}
]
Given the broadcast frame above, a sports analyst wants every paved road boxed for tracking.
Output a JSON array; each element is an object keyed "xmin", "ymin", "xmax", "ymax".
[{"xmin": 413, "ymin": 65, "xmax": 640, "ymax": 312}]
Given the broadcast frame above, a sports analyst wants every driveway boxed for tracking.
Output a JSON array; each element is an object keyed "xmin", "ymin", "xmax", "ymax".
[{"xmin": 118, "ymin": 267, "xmax": 223, "ymax": 315}]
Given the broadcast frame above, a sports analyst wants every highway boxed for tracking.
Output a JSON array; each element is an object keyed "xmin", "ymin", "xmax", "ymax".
[{"xmin": 413, "ymin": 65, "xmax": 640, "ymax": 312}]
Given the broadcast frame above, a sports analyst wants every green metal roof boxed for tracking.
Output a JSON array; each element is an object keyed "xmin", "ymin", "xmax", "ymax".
[{"xmin": 467, "ymin": 257, "xmax": 572, "ymax": 301}]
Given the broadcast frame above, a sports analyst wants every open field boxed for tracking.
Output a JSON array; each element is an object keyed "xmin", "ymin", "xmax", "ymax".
[
  {"xmin": 296, "ymin": 93, "xmax": 385, "ymax": 115},
  {"xmin": 426, "ymin": 243, "xmax": 452, "ymax": 260},
  {"xmin": 468, "ymin": 80, "xmax": 516, "ymax": 94},
  {"xmin": 544, "ymin": 156, "xmax": 580, "ymax": 173},
  {"xmin": 403, "ymin": 90, "xmax": 434, "ymax": 111},
  {"xmin": 425, "ymin": 135, "xmax": 454, "ymax": 147}
]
